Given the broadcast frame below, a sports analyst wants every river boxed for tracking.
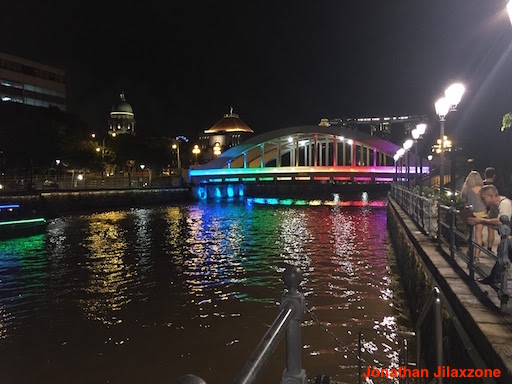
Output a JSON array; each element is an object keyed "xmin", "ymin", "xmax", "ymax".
[{"xmin": 0, "ymin": 196, "xmax": 410, "ymax": 383}]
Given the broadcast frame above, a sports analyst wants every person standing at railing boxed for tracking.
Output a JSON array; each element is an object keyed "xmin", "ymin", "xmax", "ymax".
[
  {"xmin": 467, "ymin": 185, "xmax": 512, "ymax": 285},
  {"xmin": 461, "ymin": 171, "xmax": 487, "ymax": 261}
]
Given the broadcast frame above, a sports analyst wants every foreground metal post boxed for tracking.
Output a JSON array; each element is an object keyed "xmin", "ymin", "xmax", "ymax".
[
  {"xmin": 281, "ymin": 266, "xmax": 307, "ymax": 384},
  {"xmin": 358, "ymin": 330, "xmax": 362, "ymax": 384},
  {"xmin": 433, "ymin": 289, "xmax": 444, "ymax": 384},
  {"xmin": 415, "ymin": 287, "xmax": 443, "ymax": 382}
]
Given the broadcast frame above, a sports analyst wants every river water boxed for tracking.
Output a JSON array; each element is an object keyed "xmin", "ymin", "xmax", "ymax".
[{"xmin": 0, "ymin": 196, "xmax": 410, "ymax": 384}]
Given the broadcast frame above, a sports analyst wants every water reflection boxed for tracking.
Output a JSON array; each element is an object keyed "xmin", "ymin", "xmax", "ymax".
[
  {"xmin": 0, "ymin": 200, "xmax": 409, "ymax": 383},
  {"xmin": 0, "ymin": 234, "xmax": 47, "ymax": 340},
  {"xmin": 80, "ymin": 211, "xmax": 131, "ymax": 325}
]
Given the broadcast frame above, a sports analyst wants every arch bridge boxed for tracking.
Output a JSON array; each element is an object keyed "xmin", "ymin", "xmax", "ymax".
[{"xmin": 188, "ymin": 125, "xmax": 423, "ymax": 199}]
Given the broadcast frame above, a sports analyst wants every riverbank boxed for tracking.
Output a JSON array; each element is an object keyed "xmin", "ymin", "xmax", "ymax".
[{"xmin": 0, "ymin": 188, "xmax": 192, "ymax": 217}]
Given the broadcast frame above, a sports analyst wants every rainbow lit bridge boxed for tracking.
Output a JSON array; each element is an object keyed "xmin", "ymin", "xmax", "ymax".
[{"xmin": 188, "ymin": 125, "xmax": 427, "ymax": 199}]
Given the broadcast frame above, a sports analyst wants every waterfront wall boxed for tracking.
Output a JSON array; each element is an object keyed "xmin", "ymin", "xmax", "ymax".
[
  {"xmin": 386, "ymin": 197, "xmax": 481, "ymax": 382},
  {"xmin": 0, "ymin": 188, "xmax": 192, "ymax": 217}
]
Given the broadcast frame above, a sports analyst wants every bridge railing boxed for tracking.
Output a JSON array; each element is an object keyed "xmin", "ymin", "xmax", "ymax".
[{"xmin": 390, "ymin": 184, "xmax": 511, "ymax": 312}]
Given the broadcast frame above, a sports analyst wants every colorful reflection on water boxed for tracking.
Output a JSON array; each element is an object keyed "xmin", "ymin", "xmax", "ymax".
[{"xmin": 0, "ymin": 198, "xmax": 409, "ymax": 384}]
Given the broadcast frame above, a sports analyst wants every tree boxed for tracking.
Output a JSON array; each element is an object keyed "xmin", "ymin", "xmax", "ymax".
[{"xmin": 501, "ymin": 112, "xmax": 512, "ymax": 131}]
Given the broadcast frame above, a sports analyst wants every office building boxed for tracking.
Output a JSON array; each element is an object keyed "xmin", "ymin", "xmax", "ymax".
[{"xmin": 0, "ymin": 52, "xmax": 66, "ymax": 111}]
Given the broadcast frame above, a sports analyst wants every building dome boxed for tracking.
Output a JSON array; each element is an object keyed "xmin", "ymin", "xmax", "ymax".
[
  {"xmin": 204, "ymin": 107, "xmax": 254, "ymax": 134},
  {"xmin": 108, "ymin": 91, "xmax": 136, "ymax": 136},
  {"xmin": 111, "ymin": 92, "xmax": 133, "ymax": 114}
]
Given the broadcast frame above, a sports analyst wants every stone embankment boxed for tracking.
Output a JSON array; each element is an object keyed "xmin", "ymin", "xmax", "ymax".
[{"xmin": 0, "ymin": 188, "xmax": 192, "ymax": 217}]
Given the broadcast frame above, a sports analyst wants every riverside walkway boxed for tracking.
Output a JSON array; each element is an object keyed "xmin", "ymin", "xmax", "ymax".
[{"xmin": 389, "ymin": 195, "xmax": 512, "ymax": 383}]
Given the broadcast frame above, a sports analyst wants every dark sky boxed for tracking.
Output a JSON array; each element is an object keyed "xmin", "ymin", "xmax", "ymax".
[{"xmin": 3, "ymin": 1, "xmax": 512, "ymax": 160}]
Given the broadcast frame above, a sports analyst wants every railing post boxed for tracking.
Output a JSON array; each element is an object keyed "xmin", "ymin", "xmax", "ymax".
[
  {"xmin": 498, "ymin": 217, "xmax": 511, "ymax": 312},
  {"xmin": 280, "ymin": 266, "xmax": 307, "ymax": 384},
  {"xmin": 420, "ymin": 193, "xmax": 425, "ymax": 231},
  {"xmin": 437, "ymin": 201, "xmax": 442, "ymax": 248},
  {"xmin": 467, "ymin": 224, "xmax": 475, "ymax": 280},
  {"xmin": 428, "ymin": 196, "xmax": 433, "ymax": 239},
  {"xmin": 449, "ymin": 200, "xmax": 456, "ymax": 259}
]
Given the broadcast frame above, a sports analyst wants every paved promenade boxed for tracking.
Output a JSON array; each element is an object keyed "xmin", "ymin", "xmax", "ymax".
[{"xmin": 390, "ymin": 197, "xmax": 512, "ymax": 383}]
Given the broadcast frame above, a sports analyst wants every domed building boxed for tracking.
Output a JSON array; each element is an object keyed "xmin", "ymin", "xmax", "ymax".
[
  {"xmin": 199, "ymin": 107, "xmax": 254, "ymax": 160},
  {"xmin": 108, "ymin": 92, "xmax": 136, "ymax": 136}
]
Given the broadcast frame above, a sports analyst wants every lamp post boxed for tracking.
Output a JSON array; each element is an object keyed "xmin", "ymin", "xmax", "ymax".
[
  {"xmin": 427, "ymin": 154, "xmax": 433, "ymax": 188},
  {"xmin": 140, "ymin": 164, "xmax": 151, "ymax": 187},
  {"xmin": 412, "ymin": 123, "xmax": 427, "ymax": 193},
  {"xmin": 393, "ymin": 153, "xmax": 400, "ymax": 183},
  {"xmin": 213, "ymin": 142, "xmax": 222, "ymax": 157},
  {"xmin": 434, "ymin": 83, "xmax": 465, "ymax": 195},
  {"xmin": 507, "ymin": 0, "xmax": 512, "ymax": 25},
  {"xmin": 172, "ymin": 143, "xmax": 181, "ymax": 170},
  {"xmin": 55, "ymin": 159, "xmax": 61, "ymax": 184},
  {"xmin": 403, "ymin": 139, "xmax": 414, "ymax": 188},
  {"xmin": 93, "ymin": 132, "xmax": 116, "ymax": 179},
  {"xmin": 192, "ymin": 145, "xmax": 201, "ymax": 165},
  {"xmin": 396, "ymin": 148, "xmax": 405, "ymax": 185}
]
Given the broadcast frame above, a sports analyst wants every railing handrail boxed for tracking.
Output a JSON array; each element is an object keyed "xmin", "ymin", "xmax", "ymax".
[
  {"xmin": 233, "ymin": 306, "xmax": 294, "ymax": 384},
  {"xmin": 234, "ymin": 265, "xmax": 307, "ymax": 384}
]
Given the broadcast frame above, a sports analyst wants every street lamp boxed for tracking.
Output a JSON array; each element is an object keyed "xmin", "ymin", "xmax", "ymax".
[
  {"xmin": 140, "ymin": 164, "xmax": 151, "ymax": 187},
  {"xmin": 507, "ymin": 0, "xmax": 512, "ymax": 26},
  {"xmin": 403, "ymin": 139, "xmax": 414, "ymax": 188},
  {"xmin": 213, "ymin": 142, "xmax": 222, "ymax": 157},
  {"xmin": 396, "ymin": 148, "xmax": 405, "ymax": 185},
  {"xmin": 412, "ymin": 123, "xmax": 427, "ymax": 193},
  {"xmin": 93, "ymin": 132, "xmax": 116, "ymax": 178},
  {"xmin": 427, "ymin": 154, "xmax": 433, "ymax": 188},
  {"xmin": 55, "ymin": 159, "xmax": 61, "ymax": 184},
  {"xmin": 172, "ymin": 143, "xmax": 181, "ymax": 170},
  {"xmin": 192, "ymin": 145, "xmax": 201, "ymax": 165},
  {"xmin": 435, "ymin": 83, "xmax": 465, "ymax": 194}
]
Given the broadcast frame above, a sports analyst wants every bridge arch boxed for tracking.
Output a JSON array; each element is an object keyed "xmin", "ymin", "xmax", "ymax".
[{"xmin": 189, "ymin": 125, "xmax": 402, "ymax": 187}]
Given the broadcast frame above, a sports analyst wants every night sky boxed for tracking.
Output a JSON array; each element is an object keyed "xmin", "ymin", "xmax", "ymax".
[{"xmin": 3, "ymin": 1, "xmax": 512, "ymax": 163}]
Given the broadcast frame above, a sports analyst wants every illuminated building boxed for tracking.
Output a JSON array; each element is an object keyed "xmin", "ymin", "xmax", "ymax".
[
  {"xmin": 325, "ymin": 115, "xmax": 427, "ymax": 144},
  {"xmin": 108, "ymin": 91, "xmax": 136, "ymax": 136},
  {"xmin": 198, "ymin": 107, "xmax": 254, "ymax": 161},
  {"xmin": 0, "ymin": 52, "xmax": 66, "ymax": 111}
]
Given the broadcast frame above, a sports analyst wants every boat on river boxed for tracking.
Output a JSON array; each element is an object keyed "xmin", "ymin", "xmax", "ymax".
[{"xmin": 0, "ymin": 203, "xmax": 48, "ymax": 239}]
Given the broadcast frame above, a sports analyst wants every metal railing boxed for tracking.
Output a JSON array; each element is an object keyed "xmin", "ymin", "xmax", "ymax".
[
  {"xmin": 390, "ymin": 185, "xmax": 436, "ymax": 238},
  {"xmin": 177, "ymin": 265, "xmax": 307, "ymax": 384},
  {"xmin": 390, "ymin": 183, "xmax": 511, "ymax": 311}
]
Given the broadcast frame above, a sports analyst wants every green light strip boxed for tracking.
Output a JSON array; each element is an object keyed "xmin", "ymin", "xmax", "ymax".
[{"xmin": 0, "ymin": 218, "xmax": 47, "ymax": 226}]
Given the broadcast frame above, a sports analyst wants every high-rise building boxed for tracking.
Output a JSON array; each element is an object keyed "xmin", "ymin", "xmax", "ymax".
[
  {"xmin": 324, "ymin": 115, "xmax": 427, "ymax": 144},
  {"xmin": 0, "ymin": 52, "xmax": 67, "ymax": 111}
]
